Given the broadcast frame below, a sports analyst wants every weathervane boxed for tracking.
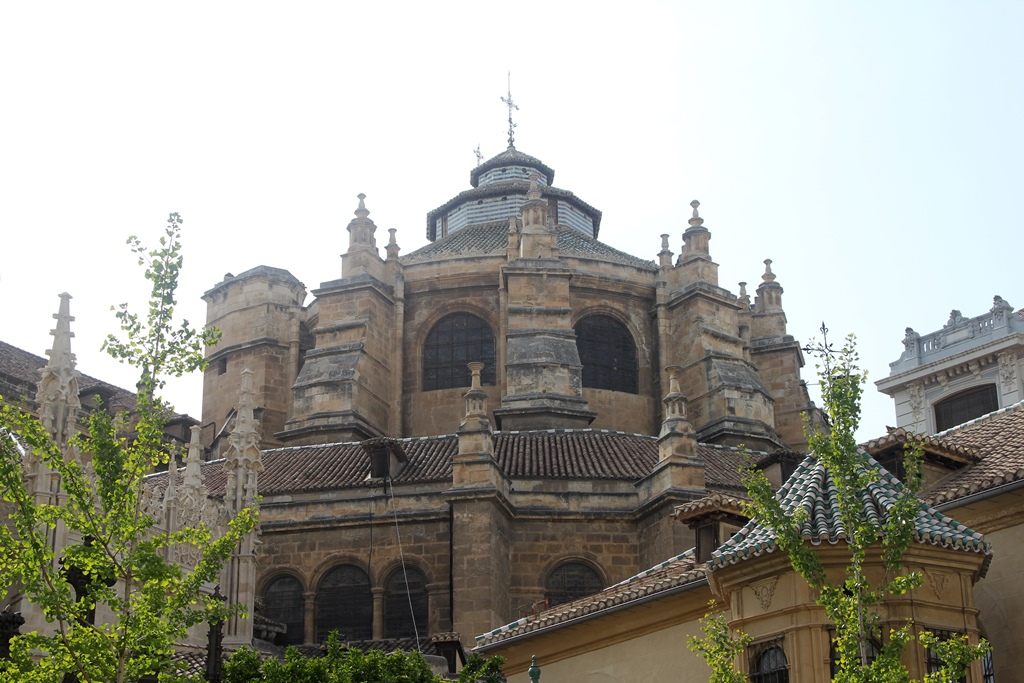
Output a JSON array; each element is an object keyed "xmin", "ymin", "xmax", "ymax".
[
  {"xmin": 474, "ymin": 144, "xmax": 483, "ymax": 166},
  {"xmin": 501, "ymin": 72, "xmax": 519, "ymax": 149}
]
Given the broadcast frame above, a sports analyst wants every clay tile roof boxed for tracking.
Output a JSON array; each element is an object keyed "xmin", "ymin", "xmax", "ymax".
[
  {"xmin": 493, "ymin": 430, "xmax": 657, "ymax": 480},
  {"xmin": 674, "ymin": 492, "xmax": 751, "ymax": 523},
  {"xmin": 402, "ymin": 222, "xmax": 656, "ymax": 272},
  {"xmin": 861, "ymin": 427, "xmax": 982, "ymax": 466},
  {"xmin": 475, "ymin": 549, "xmax": 706, "ymax": 648},
  {"xmin": 200, "ymin": 436, "xmax": 459, "ymax": 497},
  {"xmin": 922, "ymin": 400, "xmax": 1024, "ymax": 505},
  {"xmin": 185, "ymin": 431, "xmax": 758, "ymax": 496},
  {"xmin": 710, "ymin": 451, "xmax": 992, "ymax": 575},
  {"xmin": 0, "ymin": 340, "xmax": 140, "ymax": 413}
]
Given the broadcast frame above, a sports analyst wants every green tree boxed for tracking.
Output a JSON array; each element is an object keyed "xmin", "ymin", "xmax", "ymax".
[
  {"xmin": 0, "ymin": 214, "xmax": 257, "ymax": 683},
  {"xmin": 689, "ymin": 328, "xmax": 989, "ymax": 683},
  {"xmin": 222, "ymin": 634, "xmax": 506, "ymax": 683}
]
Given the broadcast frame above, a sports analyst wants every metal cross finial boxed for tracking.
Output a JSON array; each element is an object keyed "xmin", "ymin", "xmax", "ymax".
[
  {"xmin": 474, "ymin": 144, "xmax": 483, "ymax": 166},
  {"xmin": 501, "ymin": 71, "xmax": 519, "ymax": 148}
]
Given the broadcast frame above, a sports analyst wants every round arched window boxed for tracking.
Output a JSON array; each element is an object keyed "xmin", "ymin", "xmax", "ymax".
[
  {"xmin": 750, "ymin": 643, "xmax": 789, "ymax": 683},
  {"xmin": 422, "ymin": 313, "xmax": 496, "ymax": 391},
  {"xmin": 574, "ymin": 315, "xmax": 638, "ymax": 393},
  {"xmin": 315, "ymin": 565, "xmax": 372, "ymax": 643},
  {"xmin": 544, "ymin": 562, "xmax": 603, "ymax": 607},
  {"xmin": 384, "ymin": 565, "xmax": 429, "ymax": 638},
  {"xmin": 263, "ymin": 575, "xmax": 305, "ymax": 645}
]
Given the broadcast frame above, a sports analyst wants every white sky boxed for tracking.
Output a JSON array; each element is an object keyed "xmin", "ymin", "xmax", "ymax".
[{"xmin": 2, "ymin": 2, "xmax": 1021, "ymax": 442}]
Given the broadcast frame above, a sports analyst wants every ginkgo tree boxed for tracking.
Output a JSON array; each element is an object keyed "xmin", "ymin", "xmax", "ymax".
[
  {"xmin": 689, "ymin": 328, "xmax": 990, "ymax": 683},
  {"xmin": 0, "ymin": 214, "xmax": 257, "ymax": 683}
]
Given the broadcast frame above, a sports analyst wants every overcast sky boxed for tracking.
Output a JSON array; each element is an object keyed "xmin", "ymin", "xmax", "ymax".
[{"xmin": 2, "ymin": 2, "xmax": 1020, "ymax": 442}]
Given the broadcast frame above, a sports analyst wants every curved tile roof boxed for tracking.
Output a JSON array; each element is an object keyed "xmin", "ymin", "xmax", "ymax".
[
  {"xmin": 923, "ymin": 400, "xmax": 1024, "ymax": 505},
  {"xmin": 402, "ymin": 222, "xmax": 657, "ymax": 272},
  {"xmin": 710, "ymin": 451, "xmax": 992, "ymax": 574},
  {"xmin": 159, "ymin": 430, "xmax": 760, "ymax": 497},
  {"xmin": 0, "ymin": 340, "xmax": 178, "ymax": 417},
  {"xmin": 674, "ymin": 492, "xmax": 750, "ymax": 523},
  {"xmin": 475, "ymin": 549, "xmax": 706, "ymax": 648}
]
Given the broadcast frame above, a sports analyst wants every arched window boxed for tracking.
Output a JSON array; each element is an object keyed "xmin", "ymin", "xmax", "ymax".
[
  {"xmin": 750, "ymin": 641, "xmax": 789, "ymax": 683},
  {"xmin": 263, "ymin": 575, "xmax": 305, "ymax": 645},
  {"xmin": 934, "ymin": 384, "xmax": 998, "ymax": 432},
  {"xmin": 574, "ymin": 315, "xmax": 638, "ymax": 393},
  {"xmin": 315, "ymin": 565, "xmax": 372, "ymax": 643},
  {"xmin": 384, "ymin": 565, "xmax": 429, "ymax": 638},
  {"xmin": 544, "ymin": 562, "xmax": 603, "ymax": 607},
  {"xmin": 422, "ymin": 313, "xmax": 496, "ymax": 391}
]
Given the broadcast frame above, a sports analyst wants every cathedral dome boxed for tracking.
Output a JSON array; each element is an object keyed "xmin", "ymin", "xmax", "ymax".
[
  {"xmin": 426, "ymin": 146, "xmax": 601, "ymax": 241},
  {"xmin": 469, "ymin": 146, "xmax": 556, "ymax": 188}
]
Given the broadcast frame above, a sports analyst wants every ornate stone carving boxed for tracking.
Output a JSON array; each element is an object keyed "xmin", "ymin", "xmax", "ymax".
[
  {"xmin": 927, "ymin": 569, "xmax": 949, "ymax": 599},
  {"xmin": 998, "ymin": 351, "xmax": 1018, "ymax": 389},
  {"xmin": 907, "ymin": 382, "xmax": 924, "ymax": 415},
  {"xmin": 902, "ymin": 327, "xmax": 920, "ymax": 354},
  {"xmin": 991, "ymin": 295, "xmax": 1013, "ymax": 324},
  {"xmin": 751, "ymin": 576, "xmax": 778, "ymax": 611}
]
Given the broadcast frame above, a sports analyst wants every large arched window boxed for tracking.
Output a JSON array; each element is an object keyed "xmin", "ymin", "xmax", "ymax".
[
  {"xmin": 315, "ymin": 565, "xmax": 372, "ymax": 643},
  {"xmin": 934, "ymin": 384, "xmax": 998, "ymax": 432},
  {"xmin": 263, "ymin": 575, "xmax": 305, "ymax": 645},
  {"xmin": 422, "ymin": 313, "xmax": 496, "ymax": 391},
  {"xmin": 750, "ymin": 641, "xmax": 789, "ymax": 683},
  {"xmin": 384, "ymin": 565, "xmax": 429, "ymax": 638},
  {"xmin": 544, "ymin": 562, "xmax": 603, "ymax": 607},
  {"xmin": 574, "ymin": 315, "xmax": 638, "ymax": 393}
]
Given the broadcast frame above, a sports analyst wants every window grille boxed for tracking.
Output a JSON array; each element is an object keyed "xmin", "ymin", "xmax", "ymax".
[
  {"xmin": 982, "ymin": 648, "xmax": 995, "ymax": 683},
  {"xmin": 934, "ymin": 385, "xmax": 998, "ymax": 431},
  {"xmin": 829, "ymin": 634, "xmax": 881, "ymax": 679},
  {"xmin": 925, "ymin": 630, "xmax": 968, "ymax": 683},
  {"xmin": 422, "ymin": 313, "xmax": 496, "ymax": 391},
  {"xmin": 315, "ymin": 565, "xmax": 372, "ymax": 643},
  {"xmin": 544, "ymin": 562, "xmax": 603, "ymax": 607},
  {"xmin": 263, "ymin": 576, "xmax": 305, "ymax": 645},
  {"xmin": 749, "ymin": 640, "xmax": 788, "ymax": 683},
  {"xmin": 384, "ymin": 565, "xmax": 429, "ymax": 638},
  {"xmin": 574, "ymin": 316, "xmax": 638, "ymax": 394}
]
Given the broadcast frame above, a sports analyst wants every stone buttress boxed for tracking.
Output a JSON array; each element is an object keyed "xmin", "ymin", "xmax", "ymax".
[
  {"xmin": 493, "ymin": 176, "xmax": 595, "ymax": 430},
  {"xmin": 656, "ymin": 202, "xmax": 783, "ymax": 451},
  {"xmin": 280, "ymin": 195, "xmax": 402, "ymax": 444}
]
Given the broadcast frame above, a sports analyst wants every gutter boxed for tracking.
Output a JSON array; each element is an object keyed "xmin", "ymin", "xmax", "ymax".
[
  {"xmin": 934, "ymin": 477, "xmax": 1024, "ymax": 512},
  {"xmin": 473, "ymin": 576, "xmax": 709, "ymax": 653}
]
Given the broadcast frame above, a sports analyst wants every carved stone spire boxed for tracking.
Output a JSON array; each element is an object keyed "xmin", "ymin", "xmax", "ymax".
[
  {"xmin": 342, "ymin": 193, "xmax": 384, "ymax": 279},
  {"xmin": 223, "ymin": 368, "xmax": 264, "ymax": 513},
  {"xmin": 385, "ymin": 227, "xmax": 400, "ymax": 261},
  {"xmin": 681, "ymin": 200, "xmax": 711, "ymax": 262},
  {"xmin": 755, "ymin": 258, "xmax": 784, "ymax": 313},
  {"xmin": 162, "ymin": 447, "xmax": 179, "ymax": 533},
  {"xmin": 461, "ymin": 362, "xmax": 491, "ymax": 432},
  {"xmin": 36, "ymin": 293, "xmax": 81, "ymax": 449},
  {"xmin": 221, "ymin": 369, "xmax": 262, "ymax": 646},
  {"xmin": 659, "ymin": 366, "xmax": 697, "ymax": 458},
  {"xmin": 658, "ymin": 233, "xmax": 673, "ymax": 268},
  {"xmin": 183, "ymin": 425, "xmax": 205, "ymax": 491}
]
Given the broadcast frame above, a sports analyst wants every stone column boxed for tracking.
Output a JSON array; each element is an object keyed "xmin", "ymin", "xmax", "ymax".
[
  {"xmin": 303, "ymin": 592, "xmax": 316, "ymax": 645},
  {"xmin": 372, "ymin": 587, "xmax": 385, "ymax": 640}
]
